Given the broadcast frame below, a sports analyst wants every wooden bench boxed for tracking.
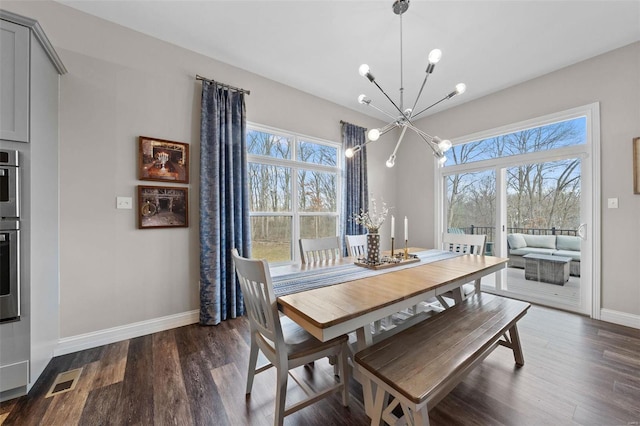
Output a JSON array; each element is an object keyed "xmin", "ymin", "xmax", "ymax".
[{"xmin": 354, "ymin": 293, "xmax": 530, "ymax": 425}]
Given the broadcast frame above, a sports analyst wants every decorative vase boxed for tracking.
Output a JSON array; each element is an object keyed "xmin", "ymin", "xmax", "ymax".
[{"xmin": 367, "ymin": 231, "xmax": 381, "ymax": 265}]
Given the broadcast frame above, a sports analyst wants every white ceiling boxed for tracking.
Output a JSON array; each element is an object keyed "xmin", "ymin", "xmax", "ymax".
[{"xmin": 57, "ymin": 0, "xmax": 640, "ymax": 121}]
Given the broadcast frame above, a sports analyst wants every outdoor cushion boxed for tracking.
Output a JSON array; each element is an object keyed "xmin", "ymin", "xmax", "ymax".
[
  {"xmin": 509, "ymin": 247, "xmax": 556, "ymax": 256},
  {"xmin": 556, "ymin": 235, "xmax": 581, "ymax": 251},
  {"xmin": 553, "ymin": 250, "xmax": 581, "ymax": 261},
  {"xmin": 507, "ymin": 233, "xmax": 527, "ymax": 249},
  {"xmin": 522, "ymin": 234, "xmax": 556, "ymax": 249}
]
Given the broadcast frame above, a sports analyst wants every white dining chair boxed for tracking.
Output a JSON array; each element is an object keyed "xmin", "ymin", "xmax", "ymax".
[
  {"xmin": 438, "ymin": 232, "xmax": 487, "ymax": 307},
  {"xmin": 345, "ymin": 234, "xmax": 367, "ymax": 258},
  {"xmin": 299, "ymin": 236, "xmax": 341, "ymax": 263},
  {"xmin": 231, "ymin": 249, "xmax": 350, "ymax": 426}
]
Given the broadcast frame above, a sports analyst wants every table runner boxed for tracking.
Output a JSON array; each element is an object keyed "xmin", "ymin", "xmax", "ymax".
[{"xmin": 272, "ymin": 249, "xmax": 460, "ymax": 296}]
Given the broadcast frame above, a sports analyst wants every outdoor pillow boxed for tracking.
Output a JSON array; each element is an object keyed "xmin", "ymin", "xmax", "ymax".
[
  {"xmin": 507, "ymin": 233, "xmax": 527, "ymax": 249},
  {"xmin": 556, "ymin": 235, "xmax": 581, "ymax": 251},
  {"xmin": 523, "ymin": 234, "xmax": 556, "ymax": 249}
]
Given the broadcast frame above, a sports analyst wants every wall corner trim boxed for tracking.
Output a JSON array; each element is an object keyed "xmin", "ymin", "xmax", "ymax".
[{"xmin": 54, "ymin": 310, "xmax": 200, "ymax": 356}]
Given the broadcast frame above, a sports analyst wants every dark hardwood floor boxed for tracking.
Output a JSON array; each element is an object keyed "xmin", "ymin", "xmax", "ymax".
[{"xmin": 1, "ymin": 304, "xmax": 639, "ymax": 425}]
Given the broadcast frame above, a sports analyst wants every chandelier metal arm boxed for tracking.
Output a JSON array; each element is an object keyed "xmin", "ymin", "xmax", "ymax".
[
  {"xmin": 365, "ymin": 100, "xmax": 402, "ymax": 122},
  {"xmin": 391, "ymin": 126, "xmax": 408, "ymax": 158},
  {"xmin": 372, "ymin": 79, "xmax": 409, "ymax": 120},
  {"xmin": 410, "ymin": 92, "xmax": 454, "ymax": 120},
  {"xmin": 406, "ymin": 123, "xmax": 444, "ymax": 157},
  {"xmin": 409, "ymin": 73, "xmax": 431, "ymax": 118}
]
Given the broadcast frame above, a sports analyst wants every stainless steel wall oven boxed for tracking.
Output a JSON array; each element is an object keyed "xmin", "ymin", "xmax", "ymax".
[
  {"xmin": 0, "ymin": 149, "xmax": 20, "ymax": 219},
  {"xmin": 0, "ymin": 149, "xmax": 20, "ymax": 322},
  {"xmin": 0, "ymin": 220, "xmax": 20, "ymax": 322}
]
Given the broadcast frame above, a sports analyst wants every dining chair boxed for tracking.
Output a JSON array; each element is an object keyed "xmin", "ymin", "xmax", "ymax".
[
  {"xmin": 345, "ymin": 234, "xmax": 367, "ymax": 258},
  {"xmin": 299, "ymin": 236, "xmax": 341, "ymax": 264},
  {"xmin": 231, "ymin": 249, "xmax": 350, "ymax": 426},
  {"xmin": 438, "ymin": 232, "xmax": 487, "ymax": 307}
]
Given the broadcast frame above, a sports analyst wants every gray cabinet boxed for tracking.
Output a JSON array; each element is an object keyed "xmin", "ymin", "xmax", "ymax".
[
  {"xmin": 0, "ymin": 19, "xmax": 30, "ymax": 142},
  {"xmin": 0, "ymin": 10, "xmax": 66, "ymax": 401}
]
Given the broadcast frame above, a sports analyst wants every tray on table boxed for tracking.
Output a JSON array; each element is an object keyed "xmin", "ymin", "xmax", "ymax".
[{"xmin": 354, "ymin": 253, "xmax": 420, "ymax": 270}]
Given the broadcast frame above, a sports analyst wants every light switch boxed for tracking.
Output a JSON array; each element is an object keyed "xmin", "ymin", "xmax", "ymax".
[
  {"xmin": 116, "ymin": 196, "xmax": 133, "ymax": 209},
  {"xmin": 607, "ymin": 198, "xmax": 618, "ymax": 209}
]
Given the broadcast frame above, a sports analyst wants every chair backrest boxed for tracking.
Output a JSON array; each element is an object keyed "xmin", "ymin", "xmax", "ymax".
[
  {"xmin": 442, "ymin": 233, "xmax": 486, "ymax": 255},
  {"xmin": 299, "ymin": 236, "xmax": 341, "ymax": 264},
  {"xmin": 345, "ymin": 234, "xmax": 367, "ymax": 258},
  {"xmin": 231, "ymin": 249, "xmax": 281, "ymax": 344}
]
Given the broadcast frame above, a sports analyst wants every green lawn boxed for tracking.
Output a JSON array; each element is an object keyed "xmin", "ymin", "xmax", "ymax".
[{"xmin": 251, "ymin": 241, "xmax": 291, "ymax": 262}]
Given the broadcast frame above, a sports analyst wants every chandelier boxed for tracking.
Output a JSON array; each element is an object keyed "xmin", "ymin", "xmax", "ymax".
[{"xmin": 345, "ymin": 0, "xmax": 466, "ymax": 167}]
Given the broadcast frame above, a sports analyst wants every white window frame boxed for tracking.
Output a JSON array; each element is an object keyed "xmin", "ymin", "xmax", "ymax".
[{"xmin": 247, "ymin": 122, "xmax": 343, "ymax": 265}]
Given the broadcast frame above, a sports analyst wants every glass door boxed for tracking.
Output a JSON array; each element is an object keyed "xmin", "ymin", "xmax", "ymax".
[
  {"xmin": 504, "ymin": 158, "xmax": 585, "ymax": 310},
  {"xmin": 438, "ymin": 106, "xmax": 598, "ymax": 316}
]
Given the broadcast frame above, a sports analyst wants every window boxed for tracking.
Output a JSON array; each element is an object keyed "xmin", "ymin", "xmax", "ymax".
[{"xmin": 247, "ymin": 125, "xmax": 341, "ymax": 264}]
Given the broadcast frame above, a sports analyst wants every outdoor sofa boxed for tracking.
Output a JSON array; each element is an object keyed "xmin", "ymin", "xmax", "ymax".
[{"xmin": 507, "ymin": 233, "xmax": 581, "ymax": 277}]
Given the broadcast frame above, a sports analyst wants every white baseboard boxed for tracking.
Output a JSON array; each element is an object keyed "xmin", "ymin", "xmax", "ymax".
[
  {"xmin": 600, "ymin": 308, "xmax": 640, "ymax": 330},
  {"xmin": 54, "ymin": 310, "xmax": 200, "ymax": 356}
]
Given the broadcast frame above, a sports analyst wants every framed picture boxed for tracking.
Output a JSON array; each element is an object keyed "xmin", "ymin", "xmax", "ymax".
[
  {"xmin": 138, "ymin": 136, "xmax": 189, "ymax": 183},
  {"xmin": 138, "ymin": 185, "xmax": 189, "ymax": 229},
  {"xmin": 634, "ymin": 137, "xmax": 640, "ymax": 194}
]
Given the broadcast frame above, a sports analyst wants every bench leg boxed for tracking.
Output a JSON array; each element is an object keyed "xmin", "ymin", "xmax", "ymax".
[
  {"xmin": 509, "ymin": 324, "xmax": 525, "ymax": 366},
  {"xmin": 370, "ymin": 386, "xmax": 388, "ymax": 426}
]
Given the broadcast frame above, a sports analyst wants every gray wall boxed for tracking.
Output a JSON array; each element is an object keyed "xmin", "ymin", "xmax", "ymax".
[{"xmin": 399, "ymin": 42, "xmax": 640, "ymax": 319}]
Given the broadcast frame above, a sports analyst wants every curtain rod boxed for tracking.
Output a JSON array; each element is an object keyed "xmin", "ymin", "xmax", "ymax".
[{"xmin": 195, "ymin": 74, "xmax": 251, "ymax": 95}]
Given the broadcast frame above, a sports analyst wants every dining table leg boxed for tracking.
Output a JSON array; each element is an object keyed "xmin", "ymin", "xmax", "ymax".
[{"xmin": 355, "ymin": 326, "xmax": 376, "ymax": 417}]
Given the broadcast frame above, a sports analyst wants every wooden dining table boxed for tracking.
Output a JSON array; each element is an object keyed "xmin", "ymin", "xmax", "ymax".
[
  {"xmin": 270, "ymin": 249, "xmax": 508, "ymax": 415},
  {"xmin": 272, "ymin": 250, "xmax": 508, "ymax": 349}
]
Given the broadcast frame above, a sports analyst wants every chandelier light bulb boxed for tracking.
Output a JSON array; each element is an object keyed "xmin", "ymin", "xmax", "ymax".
[
  {"xmin": 428, "ymin": 49, "xmax": 442, "ymax": 64},
  {"xmin": 438, "ymin": 155, "xmax": 448, "ymax": 165},
  {"xmin": 345, "ymin": 145, "xmax": 362, "ymax": 158},
  {"xmin": 359, "ymin": 64, "xmax": 370, "ymax": 77},
  {"xmin": 455, "ymin": 83, "xmax": 467, "ymax": 95},
  {"xmin": 438, "ymin": 139, "xmax": 452, "ymax": 152},
  {"xmin": 386, "ymin": 155, "xmax": 396, "ymax": 168},
  {"xmin": 358, "ymin": 94, "xmax": 370, "ymax": 104},
  {"xmin": 368, "ymin": 128, "xmax": 381, "ymax": 141}
]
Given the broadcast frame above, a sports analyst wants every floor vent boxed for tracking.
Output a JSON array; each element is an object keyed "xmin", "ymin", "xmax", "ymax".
[{"xmin": 45, "ymin": 367, "xmax": 83, "ymax": 398}]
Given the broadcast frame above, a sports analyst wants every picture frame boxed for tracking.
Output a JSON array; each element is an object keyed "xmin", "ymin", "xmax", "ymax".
[
  {"xmin": 634, "ymin": 137, "xmax": 640, "ymax": 194},
  {"xmin": 138, "ymin": 185, "xmax": 189, "ymax": 229},
  {"xmin": 138, "ymin": 136, "xmax": 189, "ymax": 183}
]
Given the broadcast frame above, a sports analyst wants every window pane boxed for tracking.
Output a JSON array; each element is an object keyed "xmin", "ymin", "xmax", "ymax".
[
  {"xmin": 446, "ymin": 117, "xmax": 586, "ymax": 166},
  {"xmin": 247, "ymin": 130, "xmax": 291, "ymax": 159},
  {"xmin": 297, "ymin": 170, "xmax": 337, "ymax": 212},
  {"xmin": 300, "ymin": 216, "xmax": 337, "ymax": 239},
  {"xmin": 507, "ymin": 158, "xmax": 581, "ymax": 233},
  {"xmin": 249, "ymin": 163, "xmax": 291, "ymax": 212},
  {"xmin": 297, "ymin": 140, "xmax": 337, "ymax": 166},
  {"xmin": 251, "ymin": 216, "xmax": 292, "ymax": 262},
  {"xmin": 446, "ymin": 169, "xmax": 496, "ymax": 253}
]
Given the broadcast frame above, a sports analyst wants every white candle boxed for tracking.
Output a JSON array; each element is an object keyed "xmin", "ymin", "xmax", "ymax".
[
  {"xmin": 391, "ymin": 215, "xmax": 395, "ymax": 239},
  {"xmin": 404, "ymin": 216, "xmax": 408, "ymax": 241}
]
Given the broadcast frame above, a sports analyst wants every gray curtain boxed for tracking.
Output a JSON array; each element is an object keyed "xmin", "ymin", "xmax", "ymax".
[
  {"xmin": 199, "ymin": 82, "xmax": 250, "ymax": 325},
  {"xmin": 342, "ymin": 122, "xmax": 369, "ymax": 243}
]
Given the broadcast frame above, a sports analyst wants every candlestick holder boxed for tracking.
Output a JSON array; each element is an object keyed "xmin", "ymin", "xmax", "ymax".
[
  {"xmin": 404, "ymin": 239, "xmax": 408, "ymax": 260},
  {"xmin": 391, "ymin": 237, "xmax": 395, "ymax": 257}
]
